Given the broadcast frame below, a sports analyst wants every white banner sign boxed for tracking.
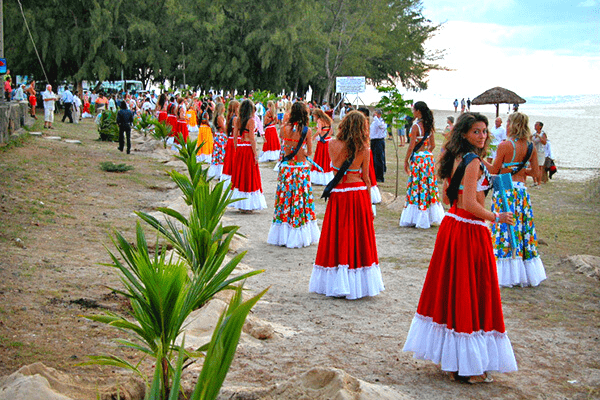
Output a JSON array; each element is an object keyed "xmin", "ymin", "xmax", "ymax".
[{"xmin": 336, "ymin": 76, "xmax": 366, "ymax": 94}]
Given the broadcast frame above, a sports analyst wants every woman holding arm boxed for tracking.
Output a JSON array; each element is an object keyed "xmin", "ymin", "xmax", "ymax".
[
  {"xmin": 229, "ymin": 99, "xmax": 267, "ymax": 212},
  {"xmin": 488, "ymin": 112, "xmax": 546, "ymax": 287},
  {"xmin": 268, "ymin": 101, "xmax": 320, "ymax": 248},
  {"xmin": 403, "ymin": 112, "xmax": 518, "ymax": 383},
  {"xmin": 399, "ymin": 101, "xmax": 445, "ymax": 229},
  {"xmin": 309, "ymin": 111, "xmax": 384, "ymax": 300}
]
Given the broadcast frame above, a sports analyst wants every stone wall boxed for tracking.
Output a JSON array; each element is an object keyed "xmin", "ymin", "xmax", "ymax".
[{"xmin": 0, "ymin": 101, "xmax": 29, "ymax": 144}]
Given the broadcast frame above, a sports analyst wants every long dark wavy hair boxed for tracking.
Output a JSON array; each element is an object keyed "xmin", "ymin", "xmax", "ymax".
[
  {"xmin": 438, "ymin": 112, "xmax": 490, "ymax": 180},
  {"xmin": 337, "ymin": 111, "xmax": 368, "ymax": 159},
  {"xmin": 413, "ymin": 101, "xmax": 434, "ymax": 136},
  {"xmin": 238, "ymin": 99, "xmax": 255, "ymax": 133},
  {"xmin": 226, "ymin": 100, "xmax": 239, "ymax": 136},
  {"xmin": 289, "ymin": 101, "xmax": 309, "ymax": 129}
]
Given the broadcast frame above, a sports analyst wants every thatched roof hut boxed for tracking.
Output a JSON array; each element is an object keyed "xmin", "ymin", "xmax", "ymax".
[{"xmin": 471, "ymin": 87, "xmax": 526, "ymax": 117}]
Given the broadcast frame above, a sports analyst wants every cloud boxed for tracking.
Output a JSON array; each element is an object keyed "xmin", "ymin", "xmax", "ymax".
[
  {"xmin": 578, "ymin": 0, "xmax": 597, "ymax": 6},
  {"xmin": 422, "ymin": 0, "xmax": 516, "ymax": 22},
  {"xmin": 420, "ymin": 21, "xmax": 600, "ymax": 100}
]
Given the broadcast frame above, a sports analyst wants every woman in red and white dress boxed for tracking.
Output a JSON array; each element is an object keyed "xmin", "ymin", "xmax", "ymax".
[
  {"xmin": 259, "ymin": 100, "xmax": 281, "ymax": 162},
  {"xmin": 220, "ymin": 100, "xmax": 239, "ymax": 184},
  {"xmin": 310, "ymin": 108, "xmax": 335, "ymax": 185},
  {"xmin": 309, "ymin": 111, "xmax": 384, "ymax": 300},
  {"xmin": 403, "ymin": 112, "xmax": 518, "ymax": 383},
  {"xmin": 175, "ymin": 97, "xmax": 189, "ymax": 144},
  {"xmin": 229, "ymin": 99, "xmax": 267, "ymax": 212},
  {"xmin": 156, "ymin": 93, "xmax": 168, "ymax": 123}
]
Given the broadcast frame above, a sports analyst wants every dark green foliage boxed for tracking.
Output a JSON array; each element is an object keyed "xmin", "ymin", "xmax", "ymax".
[
  {"xmin": 99, "ymin": 161, "xmax": 134, "ymax": 172},
  {"xmin": 8, "ymin": 0, "xmax": 439, "ymax": 99},
  {"xmin": 98, "ymin": 110, "xmax": 119, "ymax": 142}
]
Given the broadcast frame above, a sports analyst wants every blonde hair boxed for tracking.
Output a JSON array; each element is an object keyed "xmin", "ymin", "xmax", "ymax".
[
  {"xmin": 507, "ymin": 112, "xmax": 531, "ymax": 141},
  {"xmin": 312, "ymin": 108, "xmax": 333, "ymax": 126}
]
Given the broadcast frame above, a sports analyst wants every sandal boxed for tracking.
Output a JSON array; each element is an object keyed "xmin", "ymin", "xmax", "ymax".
[{"xmin": 451, "ymin": 372, "xmax": 493, "ymax": 384}]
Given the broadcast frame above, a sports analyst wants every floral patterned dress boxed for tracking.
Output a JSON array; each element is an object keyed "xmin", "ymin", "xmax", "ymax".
[
  {"xmin": 399, "ymin": 122, "xmax": 445, "ymax": 229},
  {"xmin": 491, "ymin": 181, "xmax": 546, "ymax": 287},
  {"xmin": 267, "ymin": 133, "xmax": 320, "ymax": 248},
  {"xmin": 208, "ymin": 130, "xmax": 228, "ymax": 179}
]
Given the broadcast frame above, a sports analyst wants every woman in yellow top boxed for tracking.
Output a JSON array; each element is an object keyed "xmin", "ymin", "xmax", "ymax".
[{"xmin": 196, "ymin": 101, "xmax": 214, "ymax": 163}]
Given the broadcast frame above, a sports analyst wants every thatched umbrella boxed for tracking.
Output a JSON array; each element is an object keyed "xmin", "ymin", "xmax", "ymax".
[{"xmin": 471, "ymin": 87, "xmax": 526, "ymax": 117}]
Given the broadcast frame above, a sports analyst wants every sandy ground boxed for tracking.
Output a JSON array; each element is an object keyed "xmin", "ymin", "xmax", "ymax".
[{"xmin": 0, "ymin": 115, "xmax": 599, "ymax": 399}]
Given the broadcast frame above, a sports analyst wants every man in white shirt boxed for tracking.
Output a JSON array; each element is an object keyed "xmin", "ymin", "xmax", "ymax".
[
  {"xmin": 142, "ymin": 97, "xmax": 154, "ymax": 114},
  {"xmin": 256, "ymin": 101, "xmax": 265, "ymax": 124},
  {"xmin": 72, "ymin": 91, "xmax": 82, "ymax": 124},
  {"xmin": 61, "ymin": 87, "xmax": 74, "ymax": 123},
  {"xmin": 42, "ymin": 85, "xmax": 58, "ymax": 129},
  {"xmin": 370, "ymin": 109, "xmax": 388, "ymax": 182},
  {"xmin": 488, "ymin": 117, "xmax": 506, "ymax": 162}
]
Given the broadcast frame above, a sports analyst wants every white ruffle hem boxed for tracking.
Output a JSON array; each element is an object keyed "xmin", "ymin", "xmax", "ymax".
[
  {"xmin": 258, "ymin": 150, "xmax": 281, "ymax": 162},
  {"xmin": 207, "ymin": 164, "xmax": 223, "ymax": 179},
  {"xmin": 196, "ymin": 153, "xmax": 212, "ymax": 164},
  {"xmin": 399, "ymin": 203, "xmax": 445, "ymax": 229},
  {"xmin": 371, "ymin": 185, "xmax": 382, "ymax": 204},
  {"xmin": 496, "ymin": 256, "xmax": 546, "ymax": 287},
  {"xmin": 310, "ymin": 170, "xmax": 334, "ymax": 186},
  {"xmin": 309, "ymin": 263, "xmax": 385, "ymax": 300},
  {"xmin": 230, "ymin": 189, "xmax": 267, "ymax": 211},
  {"xmin": 403, "ymin": 313, "xmax": 518, "ymax": 377},
  {"xmin": 267, "ymin": 220, "xmax": 320, "ymax": 248}
]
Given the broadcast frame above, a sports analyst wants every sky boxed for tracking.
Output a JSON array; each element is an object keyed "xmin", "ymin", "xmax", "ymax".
[{"xmin": 359, "ymin": 0, "xmax": 600, "ymax": 108}]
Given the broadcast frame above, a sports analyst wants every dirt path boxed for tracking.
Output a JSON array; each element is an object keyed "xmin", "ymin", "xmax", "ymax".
[{"xmin": 1, "ymin": 117, "xmax": 599, "ymax": 399}]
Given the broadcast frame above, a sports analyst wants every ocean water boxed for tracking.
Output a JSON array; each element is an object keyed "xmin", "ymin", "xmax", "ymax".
[{"xmin": 432, "ymin": 94, "xmax": 600, "ymax": 182}]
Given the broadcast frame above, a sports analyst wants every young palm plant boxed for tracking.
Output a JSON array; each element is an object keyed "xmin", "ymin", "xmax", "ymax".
[
  {"xmin": 84, "ymin": 126, "xmax": 263, "ymax": 398},
  {"xmin": 151, "ymin": 120, "xmax": 173, "ymax": 149},
  {"xmin": 84, "ymin": 223, "xmax": 264, "ymax": 398},
  {"xmin": 135, "ymin": 113, "xmax": 158, "ymax": 137}
]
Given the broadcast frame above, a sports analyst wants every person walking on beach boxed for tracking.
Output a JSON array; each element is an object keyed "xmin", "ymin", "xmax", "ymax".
[
  {"xmin": 116, "ymin": 101, "xmax": 134, "ymax": 154},
  {"xmin": 399, "ymin": 101, "xmax": 445, "ymax": 229},
  {"xmin": 41, "ymin": 84, "xmax": 57, "ymax": 129},
  {"xmin": 309, "ymin": 111, "xmax": 384, "ymax": 300},
  {"xmin": 460, "ymin": 98, "xmax": 465, "ymax": 113},
  {"xmin": 453, "ymin": 99, "xmax": 458, "ymax": 112},
  {"xmin": 466, "ymin": 97, "xmax": 471, "ymax": 111},
  {"xmin": 489, "ymin": 112, "xmax": 546, "ymax": 287},
  {"xmin": 268, "ymin": 101, "xmax": 320, "ymax": 248},
  {"xmin": 61, "ymin": 87, "xmax": 74, "ymax": 123},
  {"xmin": 532, "ymin": 121, "xmax": 547, "ymax": 185},
  {"xmin": 403, "ymin": 112, "xmax": 518, "ymax": 383}
]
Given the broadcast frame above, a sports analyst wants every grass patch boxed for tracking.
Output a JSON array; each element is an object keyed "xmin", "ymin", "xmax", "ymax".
[{"xmin": 99, "ymin": 161, "xmax": 134, "ymax": 173}]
